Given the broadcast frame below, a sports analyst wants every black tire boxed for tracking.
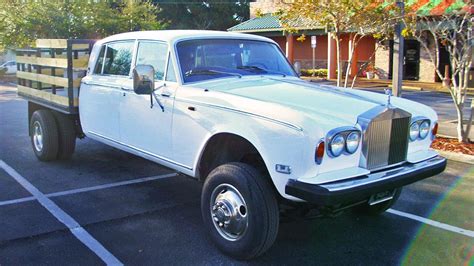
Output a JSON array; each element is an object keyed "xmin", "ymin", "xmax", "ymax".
[
  {"xmin": 30, "ymin": 110, "xmax": 59, "ymax": 161},
  {"xmin": 53, "ymin": 112, "xmax": 76, "ymax": 160},
  {"xmin": 355, "ymin": 188, "xmax": 402, "ymax": 215},
  {"xmin": 201, "ymin": 162, "xmax": 279, "ymax": 260}
]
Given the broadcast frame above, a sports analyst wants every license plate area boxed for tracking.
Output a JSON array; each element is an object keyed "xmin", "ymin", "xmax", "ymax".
[{"xmin": 368, "ymin": 190, "xmax": 396, "ymax": 206}]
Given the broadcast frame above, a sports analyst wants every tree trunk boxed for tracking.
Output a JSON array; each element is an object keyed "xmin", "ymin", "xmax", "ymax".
[
  {"xmin": 335, "ymin": 36, "xmax": 341, "ymax": 87},
  {"xmin": 455, "ymin": 105, "xmax": 467, "ymax": 142}
]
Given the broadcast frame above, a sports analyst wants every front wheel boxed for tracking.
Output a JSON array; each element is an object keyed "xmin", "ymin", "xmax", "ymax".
[{"xmin": 201, "ymin": 163, "xmax": 279, "ymax": 260}]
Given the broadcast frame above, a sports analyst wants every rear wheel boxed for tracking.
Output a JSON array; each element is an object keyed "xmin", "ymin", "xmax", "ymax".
[
  {"xmin": 30, "ymin": 110, "xmax": 59, "ymax": 161},
  {"xmin": 201, "ymin": 162, "xmax": 279, "ymax": 260},
  {"xmin": 53, "ymin": 112, "xmax": 76, "ymax": 160},
  {"xmin": 355, "ymin": 188, "xmax": 402, "ymax": 215}
]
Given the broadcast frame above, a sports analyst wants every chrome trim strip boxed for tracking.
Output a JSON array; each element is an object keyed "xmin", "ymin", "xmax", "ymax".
[
  {"xmin": 320, "ymin": 156, "xmax": 445, "ymax": 192},
  {"xmin": 88, "ymin": 131, "xmax": 193, "ymax": 170},
  {"xmin": 82, "ymin": 81, "xmax": 123, "ymax": 90},
  {"xmin": 175, "ymin": 98, "xmax": 304, "ymax": 132}
]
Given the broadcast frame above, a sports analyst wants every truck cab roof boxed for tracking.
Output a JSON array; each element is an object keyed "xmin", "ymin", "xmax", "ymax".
[{"xmin": 97, "ymin": 30, "xmax": 275, "ymax": 45}]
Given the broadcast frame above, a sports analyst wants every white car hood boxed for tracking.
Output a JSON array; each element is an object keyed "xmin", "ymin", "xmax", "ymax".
[{"xmin": 187, "ymin": 76, "xmax": 437, "ymax": 135}]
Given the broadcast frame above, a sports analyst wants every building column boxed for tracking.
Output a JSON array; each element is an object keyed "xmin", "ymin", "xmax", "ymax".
[
  {"xmin": 327, "ymin": 33, "xmax": 337, "ymax": 79},
  {"xmin": 286, "ymin": 34, "xmax": 295, "ymax": 64},
  {"xmin": 349, "ymin": 34, "xmax": 359, "ymax": 78}
]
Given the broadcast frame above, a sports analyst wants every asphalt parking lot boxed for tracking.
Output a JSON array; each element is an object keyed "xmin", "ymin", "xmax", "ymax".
[{"xmin": 0, "ymin": 83, "xmax": 473, "ymax": 265}]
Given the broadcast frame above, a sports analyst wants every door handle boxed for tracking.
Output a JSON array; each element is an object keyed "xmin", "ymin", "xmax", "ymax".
[{"xmin": 160, "ymin": 91, "xmax": 172, "ymax": 98}]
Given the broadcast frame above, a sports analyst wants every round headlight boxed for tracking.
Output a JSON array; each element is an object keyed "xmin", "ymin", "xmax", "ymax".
[
  {"xmin": 419, "ymin": 120, "xmax": 430, "ymax": 139},
  {"xmin": 346, "ymin": 131, "xmax": 360, "ymax": 154},
  {"xmin": 409, "ymin": 122, "xmax": 420, "ymax": 141},
  {"xmin": 330, "ymin": 134, "xmax": 345, "ymax": 157}
]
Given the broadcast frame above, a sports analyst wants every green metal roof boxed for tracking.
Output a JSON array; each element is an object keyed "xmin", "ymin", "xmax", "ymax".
[
  {"xmin": 228, "ymin": 14, "xmax": 324, "ymax": 33},
  {"xmin": 228, "ymin": 14, "xmax": 283, "ymax": 32}
]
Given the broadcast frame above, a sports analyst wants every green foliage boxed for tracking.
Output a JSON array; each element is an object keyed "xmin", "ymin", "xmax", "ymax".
[
  {"xmin": 152, "ymin": 0, "xmax": 249, "ymax": 30},
  {"xmin": 300, "ymin": 68, "xmax": 328, "ymax": 77},
  {"xmin": 0, "ymin": 1, "xmax": 166, "ymax": 50}
]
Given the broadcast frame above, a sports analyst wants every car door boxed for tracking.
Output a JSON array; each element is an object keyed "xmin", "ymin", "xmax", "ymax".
[
  {"xmin": 80, "ymin": 41, "xmax": 135, "ymax": 141},
  {"xmin": 119, "ymin": 40, "xmax": 177, "ymax": 159}
]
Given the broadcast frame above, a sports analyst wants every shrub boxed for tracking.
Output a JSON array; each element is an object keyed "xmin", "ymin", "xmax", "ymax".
[{"xmin": 300, "ymin": 68, "xmax": 328, "ymax": 77}]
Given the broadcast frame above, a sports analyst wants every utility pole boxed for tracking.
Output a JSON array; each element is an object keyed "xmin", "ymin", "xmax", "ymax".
[{"xmin": 392, "ymin": 0, "xmax": 405, "ymax": 97}]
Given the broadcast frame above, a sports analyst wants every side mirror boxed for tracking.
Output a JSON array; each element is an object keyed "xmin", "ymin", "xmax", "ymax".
[
  {"xmin": 293, "ymin": 61, "xmax": 301, "ymax": 76},
  {"xmin": 133, "ymin": 64, "xmax": 155, "ymax": 95}
]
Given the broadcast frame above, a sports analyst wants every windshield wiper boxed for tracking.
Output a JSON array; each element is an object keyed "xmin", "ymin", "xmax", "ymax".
[
  {"xmin": 185, "ymin": 69, "xmax": 242, "ymax": 78},
  {"xmin": 237, "ymin": 65, "xmax": 286, "ymax": 77}
]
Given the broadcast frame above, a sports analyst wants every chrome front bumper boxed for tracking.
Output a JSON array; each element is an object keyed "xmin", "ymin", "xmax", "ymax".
[{"xmin": 285, "ymin": 156, "xmax": 447, "ymax": 206}]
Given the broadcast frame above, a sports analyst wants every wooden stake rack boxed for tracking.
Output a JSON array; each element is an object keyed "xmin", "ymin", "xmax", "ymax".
[{"xmin": 16, "ymin": 39, "xmax": 96, "ymax": 114}]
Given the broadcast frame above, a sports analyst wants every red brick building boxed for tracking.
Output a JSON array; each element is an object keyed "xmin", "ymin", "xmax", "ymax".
[{"xmin": 228, "ymin": 0, "xmax": 472, "ymax": 84}]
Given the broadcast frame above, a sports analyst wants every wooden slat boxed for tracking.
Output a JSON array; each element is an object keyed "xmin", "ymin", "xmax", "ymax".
[
  {"xmin": 17, "ymin": 85, "xmax": 78, "ymax": 107},
  {"xmin": 16, "ymin": 71, "xmax": 81, "ymax": 88},
  {"xmin": 16, "ymin": 56, "xmax": 89, "ymax": 69},
  {"xmin": 36, "ymin": 39, "xmax": 90, "ymax": 50},
  {"xmin": 72, "ymin": 56, "xmax": 89, "ymax": 69}
]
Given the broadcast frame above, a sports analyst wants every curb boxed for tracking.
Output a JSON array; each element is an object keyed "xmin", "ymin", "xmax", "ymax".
[{"xmin": 434, "ymin": 149, "xmax": 474, "ymax": 165}]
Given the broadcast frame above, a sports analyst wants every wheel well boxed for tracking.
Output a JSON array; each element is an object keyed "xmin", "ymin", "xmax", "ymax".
[
  {"xmin": 27, "ymin": 102, "xmax": 82, "ymax": 137},
  {"xmin": 198, "ymin": 133, "xmax": 270, "ymax": 181}
]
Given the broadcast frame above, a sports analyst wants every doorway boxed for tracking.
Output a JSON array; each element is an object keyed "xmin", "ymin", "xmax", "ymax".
[{"xmin": 388, "ymin": 39, "xmax": 420, "ymax": 80}]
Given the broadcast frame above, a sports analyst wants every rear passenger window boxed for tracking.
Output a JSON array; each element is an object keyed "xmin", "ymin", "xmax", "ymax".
[
  {"xmin": 103, "ymin": 41, "xmax": 134, "ymax": 76},
  {"xmin": 136, "ymin": 41, "xmax": 167, "ymax": 80},
  {"xmin": 93, "ymin": 46, "xmax": 106, "ymax": 74}
]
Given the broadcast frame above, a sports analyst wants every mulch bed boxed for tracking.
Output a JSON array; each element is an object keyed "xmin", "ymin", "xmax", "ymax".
[{"xmin": 431, "ymin": 137, "xmax": 474, "ymax": 155}]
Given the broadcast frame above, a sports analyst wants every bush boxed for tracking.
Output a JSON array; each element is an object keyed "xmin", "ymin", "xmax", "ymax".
[{"xmin": 300, "ymin": 68, "xmax": 328, "ymax": 77}]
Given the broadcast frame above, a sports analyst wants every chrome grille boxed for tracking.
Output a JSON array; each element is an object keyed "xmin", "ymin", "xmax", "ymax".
[
  {"xmin": 358, "ymin": 107, "xmax": 411, "ymax": 170},
  {"xmin": 388, "ymin": 117, "xmax": 410, "ymax": 164}
]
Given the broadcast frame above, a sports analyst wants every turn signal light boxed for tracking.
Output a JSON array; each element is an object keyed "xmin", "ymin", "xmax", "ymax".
[
  {"xmin": 315, "ymin": 141, "xmax": 325, "ymax": 164},
  {"xmin": 432, "ymin": 122, "xmax": 438, "ymax": 138}
]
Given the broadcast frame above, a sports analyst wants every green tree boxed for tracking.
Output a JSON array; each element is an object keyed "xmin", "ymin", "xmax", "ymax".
[
  {"xmin": 0, "ymin": 1, "xmax": 166, "ymax": 50},
  {"xmin": 404, "ymin": 8, "xmax": 473, "ymax": 142},
  {"xmin": 153, "ymin": 0, "xmax": 249, "ymax": 30}
]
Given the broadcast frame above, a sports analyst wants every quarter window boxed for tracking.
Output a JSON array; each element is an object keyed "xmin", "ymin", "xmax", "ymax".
[
  {"xmin": 136, "ymin": 41, "xmax": 167, "ymax": 80},
  {"xmin": 165, "ymin": 56, "xmax": 177, "ymax": 82},
  {"xmin": 103, "ymin": 41, "xmax": 134, "ymax": 76},
  {"xmin": 93, "ymin": 46, "xmax": 106, "ymax": 74}
]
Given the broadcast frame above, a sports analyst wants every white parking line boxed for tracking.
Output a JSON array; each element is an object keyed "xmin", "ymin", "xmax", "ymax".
[
  {"xmin": 388, "ymin": 208, "xmax": 474, "ymax": 238},
  {"xmin": 0, "ymin": 160, "xmax": 123, "ymax": 265},
  {"xmin": 0, "ymin": 172, "xmax": 178, "ymax": 207}
]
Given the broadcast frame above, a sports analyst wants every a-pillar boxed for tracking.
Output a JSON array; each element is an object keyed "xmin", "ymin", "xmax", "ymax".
[
  {"xmin": 327, "ymin": 33, "xmax": 337, "ymax": 79},
  {"xmin": 285, "ymin": 34, "xmax": 295, "ymax": 64},
  {"xmin": 349, "ymin": 34, "xmax": 359, "ymax": 78}
]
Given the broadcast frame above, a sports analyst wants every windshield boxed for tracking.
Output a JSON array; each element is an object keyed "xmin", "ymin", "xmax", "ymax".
[{"xmin": 176, "ymin": 39, "xmax": 296, "ymax": 83}]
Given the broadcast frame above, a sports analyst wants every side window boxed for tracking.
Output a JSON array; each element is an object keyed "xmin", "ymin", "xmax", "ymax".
[
  {"xmin": 103, "ymin": 41, "xmax": 134, "ymax": 76},
  {"xmin": 93, "ymin": 46, "xmax": 106, "ymax": 74},
  {"xmin": 136, "ymin": 41, "xmax": 167, "ymax": 80},
  {"xmin": 165, "ymin": 55, "xmax": 177, "ymax": 82}
]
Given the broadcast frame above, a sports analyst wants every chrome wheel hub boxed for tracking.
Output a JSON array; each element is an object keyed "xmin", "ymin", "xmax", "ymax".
[
  {"xmin": 33, "ymin": 121, "xmax": 43, "ymax": 152},
  {"xmin": 210, "ymin": 184, "xmax": 248, "ymax": 241}
]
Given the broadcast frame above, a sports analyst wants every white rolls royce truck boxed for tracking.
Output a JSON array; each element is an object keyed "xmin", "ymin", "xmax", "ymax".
[{"xmin": 17, "ymin": 31, "xmax": 447, "ymax": 260}]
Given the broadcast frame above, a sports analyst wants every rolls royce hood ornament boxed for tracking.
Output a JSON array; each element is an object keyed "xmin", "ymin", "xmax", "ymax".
[{"xmin": 385, "ymin": 89, "xmax": 392, "ymax": 107}]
